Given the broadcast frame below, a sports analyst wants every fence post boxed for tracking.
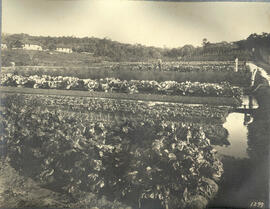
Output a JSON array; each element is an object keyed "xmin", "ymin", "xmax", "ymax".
[{"xmin": 234, "ymin": 58, "xmax": 238, "ymax": 72}]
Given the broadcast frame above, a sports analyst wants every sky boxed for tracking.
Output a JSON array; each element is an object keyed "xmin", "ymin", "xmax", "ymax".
[{"xmin": 2, "ymin": 0, "xmax": 270, "ymax": 48}]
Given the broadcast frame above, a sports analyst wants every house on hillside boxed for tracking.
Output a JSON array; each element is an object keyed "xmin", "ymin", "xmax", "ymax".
[
  {"xmin": 23, "ymin": 44, "xmax": 42, "ymax": 51},
  {"xmin": 1, "ymin": 43, "xmax": 7, "ymax": 49},
  {"xmin": 55, "ymin": 47, "xmax": 72, "ymax": 53}
]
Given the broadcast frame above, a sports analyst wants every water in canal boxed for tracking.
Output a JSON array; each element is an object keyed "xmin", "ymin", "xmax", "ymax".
[
  {"xmin": 214, "ymin": 112, "xmax": 249, "ymax": 159},
  {"xmin": 213, "ymin": 95, "xmax": 258, "ymax": 159},
  {"xmin": 208, "ymin": 99, "xmax": 269, "ymax": 209}
]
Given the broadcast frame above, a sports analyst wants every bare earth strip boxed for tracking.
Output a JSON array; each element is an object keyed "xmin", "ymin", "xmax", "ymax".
[
  {"xmin": 0, "ymin": 161, "xmax": 129, "ymax": 208},
  {"xmin": 0, "ymin": 86, "xmax": 240, "ymax": 106}
]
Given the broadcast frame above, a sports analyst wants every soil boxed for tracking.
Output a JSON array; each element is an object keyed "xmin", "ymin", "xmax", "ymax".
[
  {"xmin": 0, "ymin": 160, "xmax": 129, "ymax": 209},
  {"xmin": 0, "ymin": 159, "xmax": 70, "ymax": 208}
]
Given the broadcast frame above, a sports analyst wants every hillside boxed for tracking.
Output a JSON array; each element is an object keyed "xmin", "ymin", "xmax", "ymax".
[{"xmin": 1, "ymin": 32, "xmax": 270, "ymax": 65}]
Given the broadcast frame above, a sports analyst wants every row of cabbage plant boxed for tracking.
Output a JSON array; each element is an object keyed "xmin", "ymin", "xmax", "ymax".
[
  {"xmin": 111, "ymin": 61, "xmax": 246, "ymax": 72},
  {"xmin": 1, "ymin": 73, "xmax": 243, "ymax": 98}
]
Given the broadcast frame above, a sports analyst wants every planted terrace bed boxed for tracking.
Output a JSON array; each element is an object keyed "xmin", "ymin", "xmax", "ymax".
[
  {"xmin": 0, "ymin": 93, "xmax": 231, "ymax": 147},
  {"xmin": 1, "ymin": 73, "xmax": 243, "ymax": 99},
  {"xmin": 0, "ymin": 93, "xmax": 231, "ymax": 123},
  {"xmin": 0, "ymin": 86, "xmax": 241, "ymax": 106}
]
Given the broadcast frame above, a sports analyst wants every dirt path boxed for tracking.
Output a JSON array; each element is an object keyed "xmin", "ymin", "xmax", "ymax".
[
  {"xmin": 0, "ymin": 160, "xmax": 131, "ymax": 209},
  {"xmin": 0, "ymin": 161, "xmax": 70, "ymax": 208}
]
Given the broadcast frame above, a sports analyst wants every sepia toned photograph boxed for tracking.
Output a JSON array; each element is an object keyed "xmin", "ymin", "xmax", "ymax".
[{"xmin": 0, "ymin": 0, "xmax": 270, "ymax": 209}]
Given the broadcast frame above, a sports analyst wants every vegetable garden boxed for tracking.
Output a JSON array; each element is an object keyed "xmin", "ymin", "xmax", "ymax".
[
  {"xmin": 1, "ymin": 94, "xmax": 225, "ymax": 209},
  {"xmin": 0, "ymin": 61, "xmax": 253, "ymax": 209}
]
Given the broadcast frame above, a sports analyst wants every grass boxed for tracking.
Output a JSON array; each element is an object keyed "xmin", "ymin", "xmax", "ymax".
[
  {"xmin": 1, "ymin": 49, "xmax": 105, "ymax": 67},
  {"xmin": 0, "ymin": 86, "xmax": 241, "ymax": 106}
]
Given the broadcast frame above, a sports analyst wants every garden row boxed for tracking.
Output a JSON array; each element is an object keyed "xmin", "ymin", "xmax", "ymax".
[
  {"xmin": 26, "ymin": 94, "xmax": 230, "ymax": 123},
  {"xmin": 1, "ymin": 73, "xmax": 243, "ymax": 98},
  {"xmin": 111, "ymin": 61, "xmax": 246, "ymax": 72},
  {"xmin": 12, "ymin": 94, "xmax": 230, "ymax": 145},
  {"xmin": 1, "ymin": 94, "xmax": 223, "ymax": 209}
]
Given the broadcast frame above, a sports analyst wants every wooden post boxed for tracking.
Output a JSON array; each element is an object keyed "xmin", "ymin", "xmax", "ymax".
[
  {"xmin": 234, "ymin": 58, "xmax": 238, "ymax": 72},
  {"xmin": 10, "ymin": 62, "xmax": 15, "ymax": 71}
]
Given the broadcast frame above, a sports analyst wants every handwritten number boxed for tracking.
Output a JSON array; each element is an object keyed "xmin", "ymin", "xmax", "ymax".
[{"xmin": 250, "ymin": 201, "xmax": 264, "ymax": 208}]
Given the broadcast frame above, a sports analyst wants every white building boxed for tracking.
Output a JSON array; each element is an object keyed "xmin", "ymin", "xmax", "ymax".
[
  {"xmin": 56, "ymin": 47, "xmax": 72, "ymax": 53},
  {"xmin": 1, "ymin": 43, "xmax": 7, "ymax": 49},
  {"xmin": 23, "ymin": 44, "xmax": 42, "ymax": 51}
]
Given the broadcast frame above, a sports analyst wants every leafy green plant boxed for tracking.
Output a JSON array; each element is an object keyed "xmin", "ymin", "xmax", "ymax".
[
  {"xmin": 1, "ymin": 73, "xmax": 244, "ymax": 99},
  {"xmin": 1, "ymin": 95, "xmax": 224, "ymax": 209}
]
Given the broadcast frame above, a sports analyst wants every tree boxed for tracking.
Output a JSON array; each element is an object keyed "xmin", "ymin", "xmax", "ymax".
[
  {"xmin": 8, "ymin": 40, "xmax": 24, "ymax": 49},
  {"xmin": 181, "ymin": 45, "xmax": 195, "ymax": 56},
  {"xmin": 48, "ymin": 43, "xmax": 57, "ymax": 51},
  {"xmin": 202, "ymin": 38, "xmax": 210, "ymax": 48}
]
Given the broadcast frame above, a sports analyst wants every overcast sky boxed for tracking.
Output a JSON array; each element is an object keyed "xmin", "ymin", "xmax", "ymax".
[{"xmin": 2, "ymin": 0, "xmax": 270, "ymax": 47}]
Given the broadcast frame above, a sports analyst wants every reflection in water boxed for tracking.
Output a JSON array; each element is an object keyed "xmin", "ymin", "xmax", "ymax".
[
  {"xmin": 209, "ymin": 101, "xmax": 270, "ymax": 209},
  {"xmin": 214, "ymin": 113, "xmax": 248, "ymax": 159},
  {"xmin": 214, "ymin": 95, "xmax": 259, "ymax": 159},
  {"xmin": 241, "ymin": 95, "xmax": 259, "ymax": 109},
  {"xmin": 244, "ymin": 113, "xmax": 253, "ymax": 125}
]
